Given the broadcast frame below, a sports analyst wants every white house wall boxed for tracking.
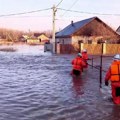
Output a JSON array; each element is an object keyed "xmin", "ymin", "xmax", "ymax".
[
  {"xmin": 72, "ymin": 36, "xmax": 93, "ymax": 44},
  {"xmin": 56, "ymin": 38, "xmax": 72, "ymax": 44}
]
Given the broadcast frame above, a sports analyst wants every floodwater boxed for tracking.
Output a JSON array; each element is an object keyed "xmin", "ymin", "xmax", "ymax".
[{"xmin": 0, "ymin": 45, "xmax": 120, "ymax": 120}]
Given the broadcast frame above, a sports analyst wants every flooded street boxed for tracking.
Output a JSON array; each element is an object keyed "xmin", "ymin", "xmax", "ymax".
[{"xmin": 0, "ymin": 45, "xmax": 119, "ymax": 120}]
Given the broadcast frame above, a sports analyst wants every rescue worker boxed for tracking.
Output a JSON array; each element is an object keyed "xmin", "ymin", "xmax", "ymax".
[
  {"xmin": 71, "ymin": 53, "xmax": 86, "ymax": 76},
  {"xmin": 105, "ymin": 54, "xmax": 120, "ymax": 104},
  {"xmin": 81, "ymin": 49, "xmax": 89, "ymax": 68}
]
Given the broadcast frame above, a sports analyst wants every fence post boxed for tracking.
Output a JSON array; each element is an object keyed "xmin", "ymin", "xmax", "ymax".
[
  {"xmin": 91, "ymin": 57, "xmax": 93, "ymax": 68},
  {"xmin": 99, "ymin": 43, "xmax": 104, "ymax": 88}
]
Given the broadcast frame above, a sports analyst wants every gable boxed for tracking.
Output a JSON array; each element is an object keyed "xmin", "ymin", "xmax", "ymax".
[
  {"xmin": 38, "ymin": 34, "xmax": 49, "ymax": 40},
  {"xmin": 74, "ymin": 19, "xmax": 119, "ymax": 37}
]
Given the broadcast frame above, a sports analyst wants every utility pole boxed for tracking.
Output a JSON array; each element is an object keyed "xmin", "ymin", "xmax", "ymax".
[
  {"xmin": 99, "ymin": 42, "xmax": 104, "ymax": 88},
  {"xmin": 52, "ymin": 5, "xmax": 57, "ymax": 53}
]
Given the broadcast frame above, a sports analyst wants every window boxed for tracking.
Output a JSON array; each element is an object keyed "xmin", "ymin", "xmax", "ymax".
[{"xmin": 88, "ymin": 40, "xmax": 92, "ymax": 44}]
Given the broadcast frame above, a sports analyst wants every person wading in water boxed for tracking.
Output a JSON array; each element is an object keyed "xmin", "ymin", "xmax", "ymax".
[
  {"xmin": 71, "ymin": 53, "xmax": 86, "ymax": 76},
  {"xmin": 105, "ymin": 54, "xmax": 120, "ymax": 104}
]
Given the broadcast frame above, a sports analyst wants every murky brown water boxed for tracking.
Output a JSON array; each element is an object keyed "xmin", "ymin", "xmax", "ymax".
[{"xmin": 0, "ymin": 45, "xmax": 119, "ymax": 120}]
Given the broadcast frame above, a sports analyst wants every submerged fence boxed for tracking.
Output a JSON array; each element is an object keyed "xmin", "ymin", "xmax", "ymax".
[{"xmin": 88, "ymin": 55, "xmax": 113, "ymax": 88}]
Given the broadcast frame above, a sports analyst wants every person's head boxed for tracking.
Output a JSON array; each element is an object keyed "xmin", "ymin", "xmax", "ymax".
[
  {"xmin": 113, "ymin": 54, "xmax": 120, "ymax": 61},
  {"xmin": 82, "ymin": 49, "xmax": 87, "ymax": 53},
  {"xmin": 77, "ymin": 53, "xmax": 82, "ymax": 57}
]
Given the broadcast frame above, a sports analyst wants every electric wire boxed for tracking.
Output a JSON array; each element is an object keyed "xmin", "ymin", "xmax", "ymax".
[
  {"xmin": 58, "ymin": 8, "xmax": 120, "ymax": 16},
  {"xmin": 61, "ymin": 0, "xmax": 79, "ymax": 17},
  {"xmin": 56, "ymin": 0, "xmax": 64, "ymax": 7},
  {"xmin": 0, "ymin": 5, "xmax": 120, "ymax": 18},
  {"xmin": 0, "ymin": 8, "xmax": 52, "ymax": 17}
]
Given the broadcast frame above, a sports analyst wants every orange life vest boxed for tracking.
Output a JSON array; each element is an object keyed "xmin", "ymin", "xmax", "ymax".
[
  {"xmin": 72, "ymin": 57, "xmax": 85, "ymax": 71},
  {"xmin": 110, "ymin": 61, "xmax": 120, "ymax": 82}
]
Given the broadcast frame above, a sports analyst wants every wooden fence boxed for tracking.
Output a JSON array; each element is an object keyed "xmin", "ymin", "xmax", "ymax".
[
  {"xmin": 57, "ymin": 43, "xmax": 120, "ymax": 55},
  {"xmin": 57, "ymin": 44, "xmax": 75, "ymax": 54},
  {"xmin": 82, "ymin": 43, "xmax": 120, "ymax": 55}
]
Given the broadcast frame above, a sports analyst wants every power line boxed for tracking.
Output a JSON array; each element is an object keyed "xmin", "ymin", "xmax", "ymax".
[
  {"xmin": 1, "ymin": 15, "xmax": 52, "ymax": 18},
  {"xmin": 67, "ymin": 0, "xmax": 79, "ymax": 10},
  {"xmin": 56, "ymin": 0, "xmax": 64, "ymax": 7},
  {"xmin": 0, "ymin": 8, "xmax": 52, "ymax": 17},
  {"xmin": 58, "ymin": 8, "xmax": 120, "ymax": 16},
  {"xmin": 61, "ymin": 0, "xmax": 79, "ymax": 17}
]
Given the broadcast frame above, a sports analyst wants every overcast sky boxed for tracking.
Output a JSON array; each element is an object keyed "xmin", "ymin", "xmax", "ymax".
[{"xmin": 0, "ymin": 0, "xmax": 120, "ymax": 32}]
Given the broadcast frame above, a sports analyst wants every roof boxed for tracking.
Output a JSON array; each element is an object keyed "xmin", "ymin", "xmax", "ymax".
[
  {"xmin": 116, "ymin": 26, "xmax": 120, "ymax": 35},
  {"xmin": 38, "ymin": 34, "xmax": 49, "ymax": 40},
  {"xmin": 56, "ymin": 17, "xmax": 97, "ymax": 38},
  {"xmin": 34, "ymin": 33, "xmax": 45, "ymax": 37}
]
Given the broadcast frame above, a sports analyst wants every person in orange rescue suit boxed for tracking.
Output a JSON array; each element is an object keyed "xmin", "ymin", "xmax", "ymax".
[
  {"xmin": 105, "ymin": 54, "xmax": 120, "ymax": 104},
  {"xmin": 71, "ymin": 53, "xmax": 86, "ymax": 76},
  {"xmin": 81, "ymin": 49, "xmax": 89, "ymax": 68}
]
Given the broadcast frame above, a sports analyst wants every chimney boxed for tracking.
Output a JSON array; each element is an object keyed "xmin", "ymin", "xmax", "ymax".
[{"xmin": 71, "ymin": 21, "xmax": 74, "ymax": 26}]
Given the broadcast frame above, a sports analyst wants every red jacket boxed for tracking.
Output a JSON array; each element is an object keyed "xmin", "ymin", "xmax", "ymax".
[{"xmin": 71, "ymin": 57, "xmax": 86, "ymax": 72}]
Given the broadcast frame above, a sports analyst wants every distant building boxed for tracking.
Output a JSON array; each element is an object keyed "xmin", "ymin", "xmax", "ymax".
[
  {"xmin": 19, "ymin": 35, "xmax": 29, "ymax": 42},
  {"xmin": 26, "ymin": 33, "xmax": 49, "ymax": 45},
  {"xmin": 37, "ymin": 34, "xmax": 49, "ymax": 43}
]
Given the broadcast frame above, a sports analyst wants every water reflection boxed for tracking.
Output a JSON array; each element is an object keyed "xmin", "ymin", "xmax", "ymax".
[
  {"xmin": 72, "ymin": 76, "xmax": 84, "ymax": 97},
  {"xmin": 111, "ymin": 105, "xmax": 120, "ymax": 118}
]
